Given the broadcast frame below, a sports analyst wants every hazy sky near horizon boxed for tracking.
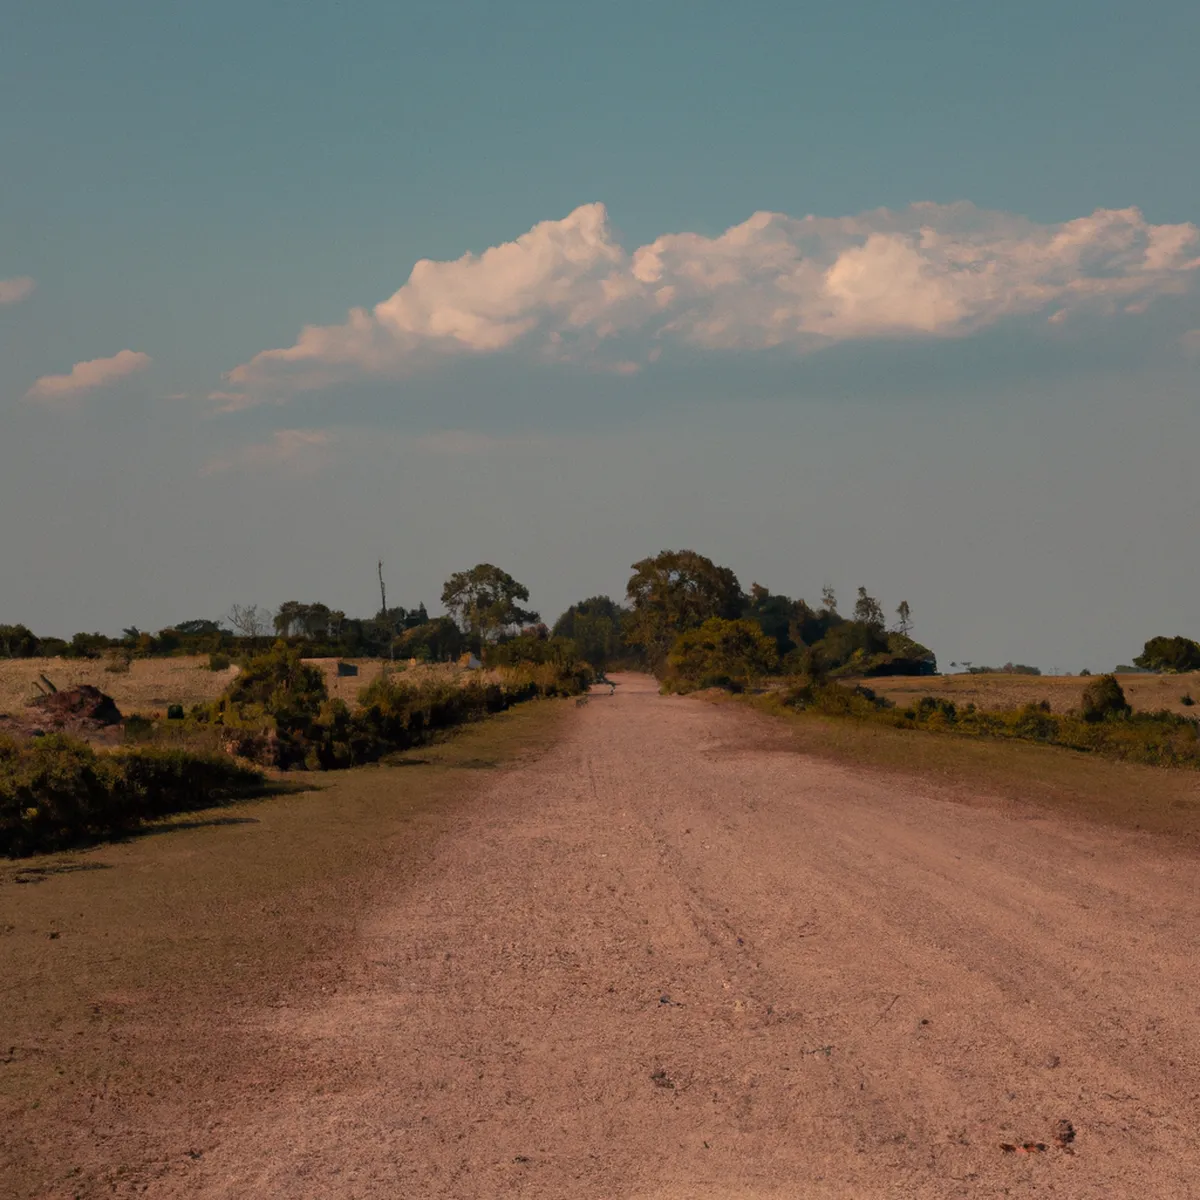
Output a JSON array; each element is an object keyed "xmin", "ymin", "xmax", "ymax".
[{"xmin": 2, "ymin": 0, "xmax": 1198, "ymax": 671}]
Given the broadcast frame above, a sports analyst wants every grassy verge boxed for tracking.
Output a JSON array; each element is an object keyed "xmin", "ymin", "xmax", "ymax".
[
  {"xmin": 726, "ymin": 692, "xmax": 1200, "ymax": 840},
  {"xmin": 0, "ymin": 697, "xmax": 569, "ymax": 1199}
]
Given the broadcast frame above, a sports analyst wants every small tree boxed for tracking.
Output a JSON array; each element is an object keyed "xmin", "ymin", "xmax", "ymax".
[
  {"xmin": 441, "ymin": 564, "xmax": 538, "ymax": 652},
  {"xmin": 820, "ymin": 584, "xmax": 838, "ymax": 614},
  {"xmin": 227, "ymin": 604, "xmax": 269, "ymax": 640},
  {"xmin": 895, "ymin": 601, "xmax": 912, "ymax": 636},
  {"xmin": 854, "ymin": 587, "xmax": 885, "ymax": 630}
]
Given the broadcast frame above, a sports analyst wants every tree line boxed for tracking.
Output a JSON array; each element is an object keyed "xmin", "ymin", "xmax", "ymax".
[
  {"xmin": 1, "ymin": 551, "xmax": 934, "ymax": 686},
  {"xmin": 5, "ymin": 546, "xmax": 1194, "ymax": 683}
]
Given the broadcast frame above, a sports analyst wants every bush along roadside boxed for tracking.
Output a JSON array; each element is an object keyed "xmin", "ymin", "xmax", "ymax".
[
  {"xmin": 756, "ymin": 674, "xmax": 1200, "ymax": 769},
  {"xmin": 1, "ymin": 735, "xmax": 266, "ymax": 857},
  {"xmin": 188, "ymin": 642, "xmax": 592, "ymax": 771}
]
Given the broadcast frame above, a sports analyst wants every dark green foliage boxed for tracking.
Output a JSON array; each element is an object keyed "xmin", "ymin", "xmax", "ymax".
[
  {"xmin": 665, "ymin": 618, "xmax": 780, "ymax": 692},
  {"xmin": 625, "ymin": 550, "xmax": 744, "ymax": 667},
  {"xmin": 191, "ymin": 642, "xmax": 590, "ymax": 771},
  {"xmin": 223, "ymin": 641, "xmax": 328, "ymax": 720},
  {"xmin": 441, "ymin": 564, "xmax": 539, "ymax": 651},
  {"xmin": 552, "ymin": 596, "xmax": 626, "ymax": 670},
  {"xmin": 1134, "ymin": 636, "xmax": 1200, "ymax": 673},
  {"xmin": 208, "ymin": 652, "xmax": 232, "ymax": 671},
  {"xmin": 62, "ymin": 632, "xmax": 116, "ymax": 659},
  {"xmin": 0, "ymin": 735, "xmax": 264, "ymax": 857},
  {"xmin": 967, "ymin": 663, "xmax": 1043, "ymax": 675},
  {"xmin": 394, "ymin": 617, "xmax": 466, "ymax": 663},
  {"xmin": 742, "ymin": 584, "xmax": 811, "ymax": 656},
  {"xmin": 1080, "ymin": 674, "xmax": 1131, "ymax": 722},
  {"xmin": 0, "ymin": 624, "xmax": 40, "ymax": 657},
  {"xmin": 175, "ymin": 619, "xmax": 224, "ymax": 637},
  {"xmin": 780, "ymin": 681, "xmax": 894, "ymax": 717},
  {"xmin": 487, "ymin": 632, "xmax": 582, "ymax": 670}
]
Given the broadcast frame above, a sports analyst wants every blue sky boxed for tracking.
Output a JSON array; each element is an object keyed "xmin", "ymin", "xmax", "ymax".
[{"xmin": 2, "ymin": 0, "xmax": 1197, "ymax": 670}]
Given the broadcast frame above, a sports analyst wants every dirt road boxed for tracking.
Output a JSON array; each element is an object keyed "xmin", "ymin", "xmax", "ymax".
[{"xmin": 35, "ymin": 675, "xmax": 1200, "ymax": 1196}]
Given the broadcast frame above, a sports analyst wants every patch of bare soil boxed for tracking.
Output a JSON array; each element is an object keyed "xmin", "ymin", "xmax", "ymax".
[{"xmin": 7, "ymin": 675, "xmax": 1200, "ymax": 1197}]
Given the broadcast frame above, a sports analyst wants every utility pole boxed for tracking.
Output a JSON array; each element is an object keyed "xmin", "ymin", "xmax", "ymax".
[{"xmin": 378, "ymin": 560, "xmax": 394, "ymax": 674}]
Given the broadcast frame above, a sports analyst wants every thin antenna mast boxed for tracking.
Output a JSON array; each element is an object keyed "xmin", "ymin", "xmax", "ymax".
[{"xmin": 378, "ymin": 560, "xmax": 394, "ymax": 673}]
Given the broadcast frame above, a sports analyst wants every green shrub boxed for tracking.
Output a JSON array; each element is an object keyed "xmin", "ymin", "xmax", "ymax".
[
  {"xmin": 1081, "ymin": 674, "xmax": 1131, "ymax": 723},
  {"xmin": 223, "ymin": 641, "xmax": 326, "ymax": 719},
  {"xmin": 208, "ymin": 651, "xmax": 232, "ymax": 671},
  {"xmin": 1, "ymin": 735, "xmax": 264, "ymax": 856},
  {"xmin": 186, "ymin": 651, "xmax": 591, "ymax": 771},
  {"xmin": 666, "ymin": 618, "xmax": 779, "ymax": 692}
]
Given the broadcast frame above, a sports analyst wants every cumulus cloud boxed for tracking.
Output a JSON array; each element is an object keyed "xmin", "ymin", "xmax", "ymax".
[
  {"xmin": 24, "ymin": 349, "xmax": 151, "ymax": 402},
  {"xmin": 201, "ymin": 429, "xmax": 332, "ymax": 476},
  {"xmin": 214, "ymin": 202, "xmax": 1200, "ymax": 405},
  {"xmin": 0, "ymin": 276, "xmax": 36, "ymax": 305}
]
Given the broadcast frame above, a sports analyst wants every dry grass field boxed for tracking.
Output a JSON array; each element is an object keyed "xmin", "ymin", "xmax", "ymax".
[
  {"xmin": 304, "ymin": 658, "xmax": 501, "ymax": 705},
  {"xmin": 858, "ymin": 670, "xmax": 1200, "ymax": 717},
  {"xmin": 0, "ymin": 655, "xmax": 237, "ymax": 716},
  {"xmin": 0, "ymin": 655, "xmax": 494, "ymax": 718}
]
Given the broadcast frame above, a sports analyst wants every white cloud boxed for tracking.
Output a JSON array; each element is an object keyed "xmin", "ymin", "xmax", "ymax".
[
  {"xmin": 24, "ymin": 349, "xmax": 151, "ymax": 402},
  {"xmin": 0, "ymin": 276, "xmax": 35, "ymax": 305},
  {"xmin": 214, "ymin": 201, "xmax": 1200, "ymax": 405},
  {"xmin": 201, "ymin": 429, "xmax": 332, "ymax": 476}
]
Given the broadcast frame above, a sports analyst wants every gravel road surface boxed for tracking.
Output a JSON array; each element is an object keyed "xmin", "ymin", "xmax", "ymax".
[{"xmin": 92, "ymin": 675, "xmax": 1200, "ymax": 1196}]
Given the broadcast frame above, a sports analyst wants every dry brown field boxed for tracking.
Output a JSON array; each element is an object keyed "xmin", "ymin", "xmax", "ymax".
[
  {"xmin": 303, "ymin": 658, "xmax": 501, "ymax": 705},
  {"xmin": 0, "ymin": 655, "xmax": 501, "ymax": 719},
  {"xmin": 857, "ymin": 670, "xmax": 1200, "ymax": 717},
  {"xmin": 0, "ymin": 655, "xmax": 236, "ymax": 716}
]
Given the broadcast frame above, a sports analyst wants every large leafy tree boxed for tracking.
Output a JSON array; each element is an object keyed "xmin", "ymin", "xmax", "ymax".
[
  {"xmin": 1133, "ymin": 635, "xmax": 1200, "ymax": 673},
  {"xmin": 441, "ymin": 564, "xmax": 538, "ymax": 651},
  {"xmin": 624, "ymin": 550, "xmax": 744, "ymax": 666}
]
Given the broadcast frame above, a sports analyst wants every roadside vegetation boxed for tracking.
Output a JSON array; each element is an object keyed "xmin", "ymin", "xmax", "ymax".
[
  {"xmin": 1, "ymin": 737, "xmax": 265, "ymax": 856},
  {"xmin": 756, "ymin": 674, "xmax": 1200, "ymax": 769},
  {"xmin": 3, "ymin": 547, "xmax": 1198, "ymax": 857}
]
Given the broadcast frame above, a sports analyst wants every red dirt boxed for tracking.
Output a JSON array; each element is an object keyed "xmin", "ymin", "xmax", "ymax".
[{"xmin": 11, "ymin": 674, "xmax": 1200, "ymax": 1196}]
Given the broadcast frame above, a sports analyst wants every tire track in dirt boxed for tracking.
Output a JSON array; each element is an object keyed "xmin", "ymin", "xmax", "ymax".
[{"xmin": 114, "ymin": 675, "xmax": 1200, "ymax": 1197}]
